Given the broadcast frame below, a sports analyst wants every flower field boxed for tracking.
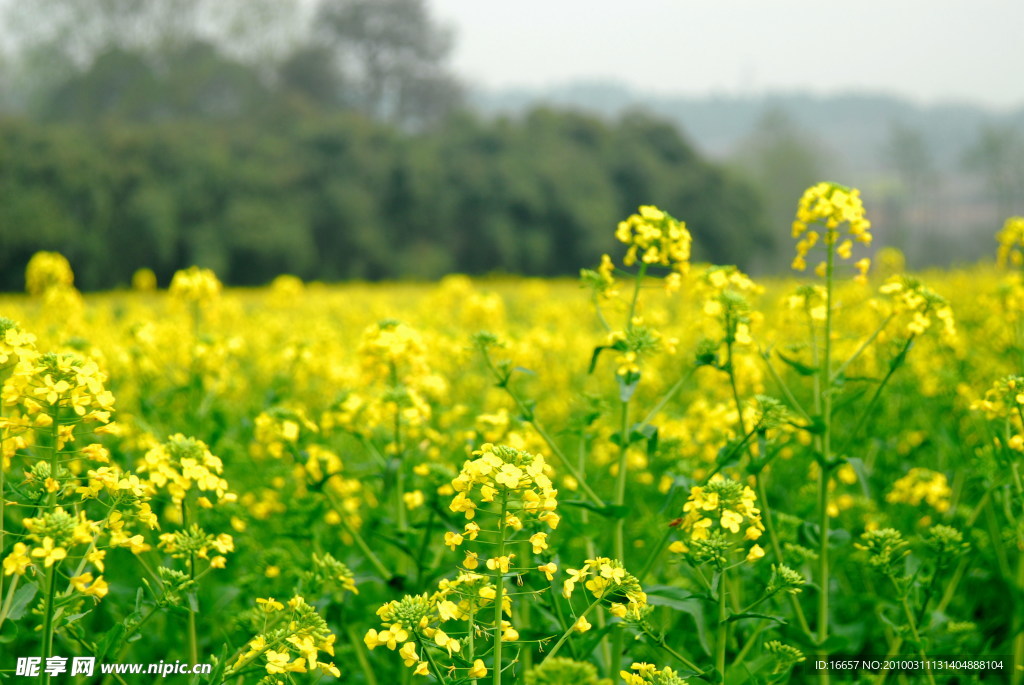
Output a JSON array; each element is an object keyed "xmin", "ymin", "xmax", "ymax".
[{"xmin": 1, "ymin": 186, "xmax": 1022, "ymax": 684}]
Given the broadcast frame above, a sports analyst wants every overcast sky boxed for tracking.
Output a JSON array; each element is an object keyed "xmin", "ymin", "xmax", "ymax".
[{"xmin": 429, "ymin": 0, "xmax": 1024, "ymax": 109}]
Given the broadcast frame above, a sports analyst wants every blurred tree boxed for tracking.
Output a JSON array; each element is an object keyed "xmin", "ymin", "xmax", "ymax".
[
  {"xmin": 277, "ymin": 45, "xmax": 349, "ymax": 111},
  {"xmin": 0, "ymin": 108, "xmax": 772, "ymax": 290},
  {"xmin": 4, "ymin": 0, "xmax": 299, "ymax": 116},
  {"xmin": 732, "ymin": 108, "xmax": 827, "ymax": 267},
  {"xmin": 42, "ymin": 42, "xmax": 270, "ymax": 122},
  {"xmin": 313, "ymin": 0, "xmax": 462, "ymax": 127},
  {"xmin": 963, "ymin": 123, "xmax": 1024, "ymax": 222},
  {"xmin": 43, "ymin": 48, "xmax": 159, "ymax": 121},
  {"xmin": 884, "ymin": 122, "xmax": 938, "ymax": 253},
  {"xmin": 5, "ymin": 0, "xmax": 295, "ymax": 64}
]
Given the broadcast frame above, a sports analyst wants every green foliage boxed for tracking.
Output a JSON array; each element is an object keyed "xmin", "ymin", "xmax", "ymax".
[{"xmin": 0, "ymin": 110, "xmax": 772, "ymax": 290}]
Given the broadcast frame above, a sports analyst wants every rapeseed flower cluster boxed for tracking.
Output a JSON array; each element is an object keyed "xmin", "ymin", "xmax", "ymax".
[
  {"xmin": 169, "ymin": 265, "xmax": 222, "ymax": 306},
  {"xmin": 562, "ymin": 557, "xmax": 648, "ymax": 623},
  {"xmin": 996, "ymin": 216, "xmax": 1024, "ymax": 268},
  {"xmin": 252, "ymin": 407, "xmax": 319, "ymax": 459},
  {"xmin": 877, "ymin": 276, "xmax": 957, "ymax": 341},
  {"xmin": 230, "ymin": 596, "xmax": 340, "ymax": 680},
  {"xmin": 620, "ymin": 662, "xmax": 689, "ymax": 685},
  {"xmin": 971, "ymin": 375, "xmax": 1024, "ymax": 421},
  {"xmin": 615, "ymin": 205, "xmax": 692, "ymax": 272},
  {"xmin": 791, "ymin": 182, "xmax": 871, "ymax": 278},
  {"xmin": 364, "ymin": 588, "xmax": 479, "ymax": 678},
  {"xmin": 25, "ymin": 251, "xmax": 75, "ymax": 296},
  {"xmin": 885, "ymin": 468, "xmax": 952, "ymax": 513},
  {"xmin": 696, "ymin": 265, "xmax": 763, "ymax": 347},
  {"xmin": 449, "ymin": 443, "xmax": 559, "ymax": 531},
  {"xmin": 137, "ymin": 434, "xmax": 234, "ymax": 508},
  {"xmin": 2, "ymin": 351, "xmax": 116, "ymax": 440},
  {"xmin": 671, "ymin": 474, "xmax": 765, "ymax": 566}
]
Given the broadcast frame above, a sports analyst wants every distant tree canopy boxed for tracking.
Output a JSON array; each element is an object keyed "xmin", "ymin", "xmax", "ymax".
[
  {"xmin": 0, "ymin": 109, "xmax": 773, "ymax": 290},
  {"xmin": 0, "ymin": 0, "xmax": 775, "ymax": 289},
  {"xmin": 3, "ymin": 0, "xmax": 463, "ymax": 128}
]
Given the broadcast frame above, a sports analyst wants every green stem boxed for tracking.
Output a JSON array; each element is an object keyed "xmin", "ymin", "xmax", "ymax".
[
  {"xmin": 872, "ymin": 636, "xmax": 904, "ymax": 685},
  {"xmin": 726, "ymin": 339, "xmax": 748, "ymax": 437},
  {"xmin": 829, "ymin": 312, "xmax": 896, "ymax": 384},
  {"xmin": 984, "ymin": 497, "xmax": 1013, "ymax": 580},
  {"xmin": 391, "ymin": 363, "xmax": 407, "ymax": 534},
  {"xmin": 614, "ymin": 399, "xmax": 630, "ymax": 562},
  {"xmin": 468, "ymin": 603, "xmax": 477, "ymax": 685},
  {"xmin": 754, "ymin": 473, "xmax": 813, "ymax": 639},
  {"xmin": 576, "ymin": 440, "xmax": 610, "ymax": 675},
  {"xmin": 546, "ymin": 575, "xmax": 577, "ymax": 661},
  {"xmin": 642, "ymin": 627, "xmax": 703, "ymax": 675},
  {"xmin": 915, "ymin": 564, "xmax": 942, "ymax": 627},
  {"xmin": 0, "ymin": 573, "xmax": 20, "ymax": 629},
  {"xmin": 715, "ymin": 568, "xmax": 728, "ymax": 684},
  {"xmin": 541, "ymin": 595, "xmax": 604, "ymax": 664},
  {"xmin": 730, "ymin": 621, "xmax": 767, "ymax": 669},
  {"xmin": 188, "ymin": 560, "xmax": 199, "ymax": 663},
  {"xmin": 40, "ymin": 406, "xmax": 62, "ymax": 685},
  {"xmin": 415, "ymin": 633, "xmax": 448, "ymax": 685},
  {"xmin": 324, "ymin": 489, "xmax": 394, "ymax": 580},
  {"xmin": 897, "ymin": 592, "xmax": 936, "ymax": 685},
  {"xmin": 40, "ymin": 564, "xmax": 58, "ymax": 685},
  {"xmin": 691, "ymin": 563, "xmax": 714, "ymax": 594},
  {"xmin": 492, "ymin": 493, "xmax": 508, "ymax": 685},
  {"xmin": 481, "ymin": 350, "xmax": 603, "ymax": 506},
  {"xmin": 639, "ymin": 366, "xmax": 696, "ymax": 426},
  {"xmin": 835, "ymin": 336, "xmax": 916, "ymax": 458},
  {"xmin": 816, "ymin": 240, "xmax": 836, "ymax": 685},
  {"xmin": 761, "ymin": 352, "xmax": 814, "ymax": 424},
  {"xmin": 100, "ymin": 607, "xmax": 163, "ymax": 685},
  {"xmin": 935, "ymin": 490, "xmax": 990, "ymax": 614},
  {"xmin": 612, "ymin": 263, "xmax": 646, "ymax": 557},
  {"xmin": 1013, "ymin": 552, "xmax": 1024, "ymax": 685},
  {"xmin": 517, "ymin": 540, "xmax": 533, "ymax": 673},
  {"xmin": 611, "ymin": 396, "xmax": 631, "ymax": 677},
  {"xmin": 46, "ymin": 406, "xmax": 60, "ymax": 508},
  {"xmin": 626, "ymin": 264, "xmax": 648, "ymax": 322},
  {"xmin": 181, "ymin": 498, "xmax": 199, "ymax": 666},
  {"xmin": 637, "ymin": 526, "xmax": 672, "ymax": 584}
]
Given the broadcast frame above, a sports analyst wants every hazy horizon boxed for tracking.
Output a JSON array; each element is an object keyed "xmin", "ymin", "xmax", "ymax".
[{"xmin": 431, "ymin": 0, "xmax": 1024, "ymax": 111}]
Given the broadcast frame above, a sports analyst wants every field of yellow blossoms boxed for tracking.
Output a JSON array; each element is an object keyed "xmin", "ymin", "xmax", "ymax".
[{"xmin": 1, "ymin": 184, "xmax": 1023, "ymax": 684}]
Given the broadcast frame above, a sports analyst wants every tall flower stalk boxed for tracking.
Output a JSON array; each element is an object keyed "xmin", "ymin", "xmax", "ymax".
[{"xmin": 791, "ymin": 182, "xmax": 872, "ymax": 683}]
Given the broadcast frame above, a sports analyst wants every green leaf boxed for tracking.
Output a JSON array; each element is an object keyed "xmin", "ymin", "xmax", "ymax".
[
  {"xmin": 617, "ymin": 372, "xmax": 640, "ymax": 402},
  {"xmin": 6, "ymin": 582, "xmax": 38, "ymax": 621},
  {"xmin": 726, "ymin": 654, "xmax": 774, "ymax": 685},
  {"xmin": 645, "ymin": 587, "xmax": 712, "ymax": 656},
  {"xmin": 96, "ymin": 623, "xmax": 126, "ymax": 662},
  {"xmin": 199, "ymin": 645, "xmax": 229, "ymax": 685},
  {"xmin": 644, "ymin": 585, "xmax": 701, "ymax": 610},
  {"xmin": 725, "ymin": 611, "xmax": 787, "ymax": 625},
  {"xmin": 587, "ymin": 340, "xmax": 625, "ymax": 374},
  {"xmin": 632, "ymin": 422, "xmax": 659, "ymax": 457},
  {"xmin": 0, "ymin": 615, "xmax": 19, "ymax": 644},
  {"xmin": 776, "ymin": 351, "xmax": 818, "ymax": 376},
  {"xmin": 561, "ymin": 499, "xmax": 628, "ymax": 519},
  {"xmin": 802, "ymin": 415, "xmax": 826, "ymax": 435}
]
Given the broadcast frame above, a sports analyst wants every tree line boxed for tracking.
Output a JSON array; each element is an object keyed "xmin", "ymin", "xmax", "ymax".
[
  {"xmin": 0, "ymin": 109, "xmax": 774, "ymax": 290},
  {"xmin": 0, "ymin": 0, "xmax": 774, "ymax": 289}
]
